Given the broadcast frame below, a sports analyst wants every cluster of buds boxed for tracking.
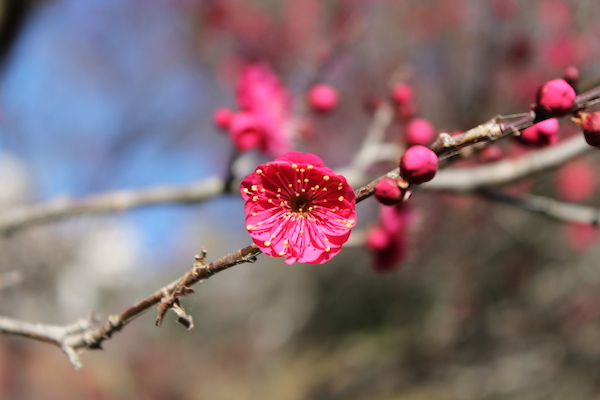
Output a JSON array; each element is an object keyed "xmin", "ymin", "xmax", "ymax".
[{"xmin": 213, "ymin": 63, "xmax": 295, "ymax": 156}]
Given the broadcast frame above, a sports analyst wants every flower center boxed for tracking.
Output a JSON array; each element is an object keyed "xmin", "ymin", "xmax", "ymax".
[{"xmin": 289, "ymin": 193, "xmax": 313, "ymax": 213}]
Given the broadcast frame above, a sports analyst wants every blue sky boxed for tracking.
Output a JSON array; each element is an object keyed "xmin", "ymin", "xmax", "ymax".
[{"xmin": 0, "ymin": 0, "xmax": 243, "ymax": 262}]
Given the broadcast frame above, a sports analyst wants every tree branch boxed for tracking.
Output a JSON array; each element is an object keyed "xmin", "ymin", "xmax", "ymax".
[
  {"xmin": 424, "ymin": 134, "xmax": 591, "ymax": 192},
  {"xmin": 0, "ymin": 176, "xmax": 224, "ymax": 235},
  {"xmin": 0, "ymin": 244, "xmax": 261, "ymax": 369},
  {"xmin": 2, "ymin": 83, "xmax": 600, "ymax": 369},
  {"xmin": 478, "ymin": 188, "xmax": 600, "ymax": 225}
]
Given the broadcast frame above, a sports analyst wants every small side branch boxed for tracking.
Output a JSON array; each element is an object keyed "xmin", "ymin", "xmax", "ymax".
[
  {"xmin": 0, "ymin": 315, "xmax": 94, "ymax": 369},
  {"xmin": 479, "ymin": 188, "xmax": 600, "ymax": 225},
  {"xmin": 0, "ymin": 245, "xmax": 261, "ymax": 369}
]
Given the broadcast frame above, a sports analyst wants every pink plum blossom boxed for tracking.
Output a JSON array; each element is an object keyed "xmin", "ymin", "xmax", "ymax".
[
  {"xmin": 231, "ymin": 63, "xmax": 295, "ymax": 155},
  {"xmin": 241, "ymin": 152, "xmax": 356, "ymax": 264}
]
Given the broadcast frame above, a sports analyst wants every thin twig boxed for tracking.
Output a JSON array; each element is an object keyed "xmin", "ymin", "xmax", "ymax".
[
  {"xmin": 0, "ymin": 245, "xmax": 261, "ymax": 369},
  {"xmin": 479, "ymin": 188, "xmax": 600, "ymax": 225}
]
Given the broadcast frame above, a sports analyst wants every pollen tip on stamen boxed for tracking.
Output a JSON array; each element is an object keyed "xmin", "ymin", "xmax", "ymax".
[
  {"xmin": 252, "ymin": 196, "xmax": 259, "ymax": 201},
  {"xmin": 297, "ymin": 179, "xmax": 302, "ymax": 183},
  {"xmin": 324, "ymin": 238, "xmax": 329, "ymax": 241},
  {"xmin": 300, "ymin": 168, "xmax": 305, "ymax": 172},
  {"xmin": 279, "ymin": 251, "xmax": 285, "ymax": 256},
  {"xmin": 264, "ymin": 240, "xmax": 271, "ymax": 246},
  {"xmin": 256, "ymin": 169, "xmax": 263, "ymax": 174},
  {"xmin": 325, "ymin": 246, "xmax": 331, "ymax": 252},
  {"xmin": 323, "ymin": 176, "xmax": 330, "ymax": 181},
  {"xmin": 301, "ymin": 189, "xmax": 306, "ymax": 192},
  {"xmin": 283, "ymin": 239, "xmax": 289, "ymax": 245},
  {"xmin": 307, "ymin": 165, "xmax": 314, "ymax": 170},
  {"xmin": 300, "ymin": 230, "xmax": 304, "ymax": 234},
  {"xmin": 268, "ymin": 199, "xmax": 273, "ymax": 203},
  {"xmin": 292, "ymin": 164, "xmax": 298, "ymax": 168},
  {"xmin": 252, "ymin": 212, "xmax": 257, "ymax": 216},
  {"xmin": 288, "ymin": 184, "xmax": 293, "ymax": 187},
  {"xmin": 251, "ymin": 185, "xmax": 258, "ymax": 191},
  {"xmin": 304, "ymin": 178, "xmax": 309, "ymax": 183},
  {"xmin": 243, "ymin": 188, "xmax": 249, "ymax": 193},
  {"xmin": 246, "ymin": 224, "xmax": 254, "ymax": 230},
  {"xmin": 338, "ymin": 196, "xmax": 344, "ymax": 201},
  {"xmin": 323, "ymin": 188, "xmax": 328, "ymax": 191}
]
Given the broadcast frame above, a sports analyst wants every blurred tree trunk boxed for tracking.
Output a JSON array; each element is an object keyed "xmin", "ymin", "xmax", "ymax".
[{"xmin": 0, "ymin": 0, "xmax": 38, "ymax": 66}]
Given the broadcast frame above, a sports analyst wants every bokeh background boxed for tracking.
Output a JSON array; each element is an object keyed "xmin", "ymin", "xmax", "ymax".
[{"xmin": 1, "ymin": 0, "xmax": 600, "ymax": 399}]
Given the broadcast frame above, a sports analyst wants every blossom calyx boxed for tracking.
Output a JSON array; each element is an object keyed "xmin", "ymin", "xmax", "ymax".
[{"xmin": 581, "ymin": 111, "xmax": 600, "ymax": 147}]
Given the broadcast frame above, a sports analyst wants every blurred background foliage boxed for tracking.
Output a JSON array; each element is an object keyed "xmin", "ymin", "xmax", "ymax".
[{"xmin": 1, "ymin": 0, "xmax": 600, "ymax": 399}]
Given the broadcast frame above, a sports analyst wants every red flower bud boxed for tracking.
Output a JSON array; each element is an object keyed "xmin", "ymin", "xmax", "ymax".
[
  {"xmin": 374, "ymin": 178, "xmax": 404, "ymax": 206},
  {"xmin": 582, "ymin": 112, "xmax": 600, "ymax": 147},
  {"xmin": 400, "ymin": 145, "xmax": 438, "ymax": 184},
  {"xmin": 404, "ymin": 117, "xmax": 435, "ymax": 147},
  {"xmin": 366, "ymin": 226, "xmax": 391, "ymax": 251},
  {"xmin": 307, "ymin": 84, "xmax": 339, "ymax": 113},
  {"xmin": 517, "ymin": 118, "xmax": 559, "ymax": 147},
  {"xmin": 563, "ymin": 66, "xmax": 580, "ymax": 88},
  {"xmin": 535, "ymin": 78, "xmax": 576, "ymax": 117},
  {"xmin": 391, "ymin": 83, "xmax": 413, "ymax": 104},
  {"xmin": 555, "ymin": 159, "xmax": 597, "ymax": 202},
  {"xmin": 214, "ymin": 107, "xmax": 233, "ymax": 130}
]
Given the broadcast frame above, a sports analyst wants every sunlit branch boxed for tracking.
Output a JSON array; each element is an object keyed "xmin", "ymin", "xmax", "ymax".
[{"xmin": 0, "ymin": 176, "xmax": 224, "ymax": 235}]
